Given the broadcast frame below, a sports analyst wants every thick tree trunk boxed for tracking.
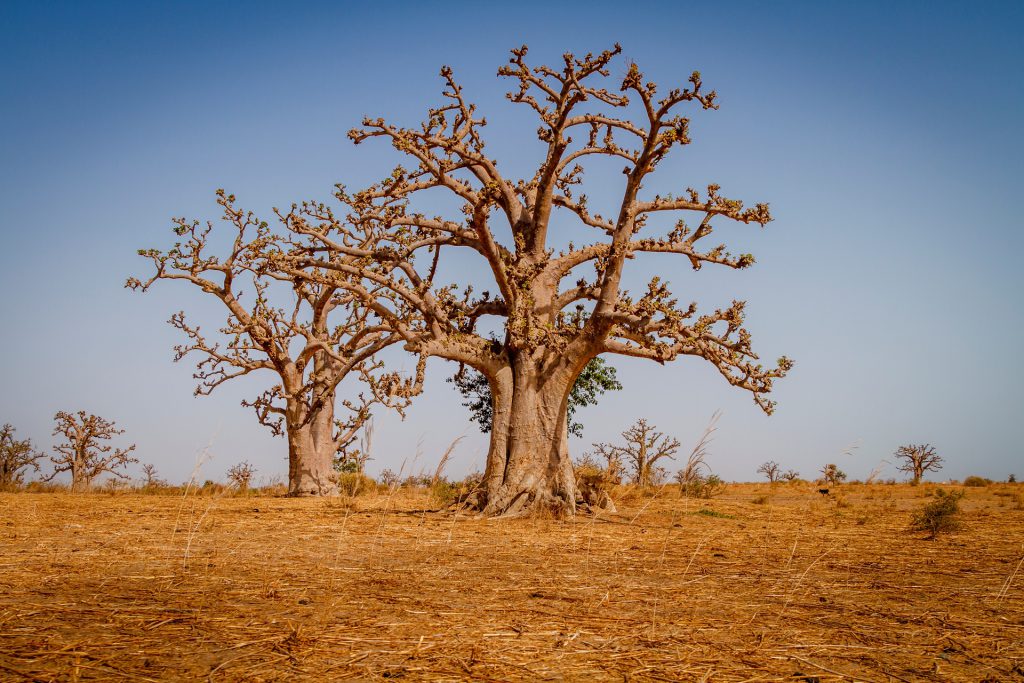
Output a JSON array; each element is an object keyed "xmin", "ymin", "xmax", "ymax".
[
  {"xmin": 285, "ymin": 392, "xmax": 339, "ymax": 496},
  {"xmin": 70, "ymin": 459, "xmax": 88, "ymax": 493},
  {"xmin": 480, "ymin": 356, "xmax": 578, "ymax": 518}
]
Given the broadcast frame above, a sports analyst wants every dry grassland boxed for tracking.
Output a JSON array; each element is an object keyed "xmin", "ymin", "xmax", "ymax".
[{"xmin": 1, "ymin": 484, "xmax": 1022, "ymax": 681}]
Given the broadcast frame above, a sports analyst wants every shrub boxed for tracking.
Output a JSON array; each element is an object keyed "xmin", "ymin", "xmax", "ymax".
[
  {"xmin": 337, "ymin": 472, "xmax": 377, "ymax": 497},
  {"xmin": 22, "ymin": 481, "xmax": 66, "ymax": 493},
  {"xmin": 691, "ymin": 508, "xmax": 735, "ymax": 519},
  {"xmin": 1009, "ymin": 473, "xmax": 1016, "ymax": 483},
  {"xmin": 963, "ymin": 476, "xmax": 992, "ymax": 487},
  {"xmin": 574, "ymin": 459, "xmax": 618, "ymax": 511},
  {"xmin": 678, "ymin": 473, "xmax": 725, "ymax": 499},
  {"xmin": 429, "ymin": 472, "xmax": 483, "ymax": 508},
  {"xmin": 910, "ymin": 489, "xmax": 964, "ymax": 538},
  {"xmin": 752, "ymin": 494, "xmax": 769, "ymax": 505}
]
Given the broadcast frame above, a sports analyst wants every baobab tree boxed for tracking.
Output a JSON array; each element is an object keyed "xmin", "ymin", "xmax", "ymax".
[
  {"xmin": 283, "ymin": 44, "xmax": 792, "ymax": 515},
  {"xmin": 140, "ymin": 463, "xmax": 165, "ymax": 488},
  {"xmin": 128, "ymin": 191, "xmax": 418, "ymax": 496},
  {"xmin": 757, "ymin": 460, "xmax": 781, "ymax": 483},
  {"xmin": 45, "ymin": 411, "xmax": 138, "ymax": 492},
  {"xmin": 226, "ymin": 461, "xmax": 256, "ymax": 492},
  {"xmin": 0, "ymin": 424, "xmax": 45, "ymax": 488},
  {"xmin": 592, "ymin": 419, "xmax": 680, "ymax": 486},
  {"xmin": 895, "ymin": 443, "xmax": 943, "ymax": 485}
]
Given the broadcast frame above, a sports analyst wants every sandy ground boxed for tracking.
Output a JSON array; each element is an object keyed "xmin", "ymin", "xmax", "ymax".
[{"xmin": 1, "ymin": 483, "xmax": 1022, "ymax": 681}]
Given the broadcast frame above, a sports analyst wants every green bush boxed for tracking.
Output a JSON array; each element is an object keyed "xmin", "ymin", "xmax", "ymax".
[{"xmin": 910, "ymin": 489, "xmax": 964, "ymax": 538}]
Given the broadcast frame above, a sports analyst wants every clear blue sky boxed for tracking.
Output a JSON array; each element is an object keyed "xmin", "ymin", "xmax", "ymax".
[{"xmin": 1, "ymin": 1, "xmax": 1021, "ymax": 485}]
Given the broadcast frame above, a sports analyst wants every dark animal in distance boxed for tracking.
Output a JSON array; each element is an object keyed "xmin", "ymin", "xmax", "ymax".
[{"xmin": 818, "ymin": 488, "xmax": 830, "ymax": 495}]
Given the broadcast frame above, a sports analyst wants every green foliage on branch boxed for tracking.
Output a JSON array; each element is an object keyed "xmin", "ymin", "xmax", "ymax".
[{"xmin": 450, "ymin": 357, "xmax": 622, "ymax": 438}]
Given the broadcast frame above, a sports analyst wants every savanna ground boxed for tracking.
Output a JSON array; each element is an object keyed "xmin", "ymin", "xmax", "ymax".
[{"xmin": 1, "ymin": 483, "xmax": 1022, "ymax": 682}]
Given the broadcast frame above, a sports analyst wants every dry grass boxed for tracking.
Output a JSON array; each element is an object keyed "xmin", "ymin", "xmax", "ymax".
[{"xmin": 1, "ymin": 483, "xmax": 1022, "ymax": 681}]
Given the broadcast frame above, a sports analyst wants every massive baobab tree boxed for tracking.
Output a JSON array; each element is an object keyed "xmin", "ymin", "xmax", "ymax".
[
  {"xmin": 0, "ymin": 424, "xmax": 46, "ymax": 488},
  {"xmin": 895, "ymin": 443, "xmax": 943, "ymax": 485},
  {"xmin": 46, "ymin": 411, "xmax": 138, "ymax": 492},
  {"xmin": 286, "ymin": 44, "xmax": 792, "ymax": 516},
  {"xmin": 128, "ymin": 191, "xmax": 418, "ymax": 496}
]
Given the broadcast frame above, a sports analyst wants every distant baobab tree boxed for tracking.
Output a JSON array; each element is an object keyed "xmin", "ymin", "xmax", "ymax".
[
  {"xmin": 758, "ymin": 460, "xmax": 781, "ymax": 483},
  {"xmin": 45, "ymin": 411, "xmax": 137, "ymax": 492},
  {"xmin": 140, "ymin": 463, "xmax": 166, "ymax": 488},
  {"xmin": 895, "ymin": 444, "xmax": 943, "ymax": 485},
  {"xmin": 226, "ymin": 461, "xmax": 256, "ymax": 492},
  {"xmin": 592, "ymin": 419, "xmax": 680, "ymax": 486},
  {"xmin": 0, "ymin": 424, "xmax": 45, "ymax": 488},
  {"xmin": 128, "ymin": 191, "xmax": 420, "ymax": 496},
  {"xmin": 281, "ymin": 44, "xmax": 792, "ymax": 516}
]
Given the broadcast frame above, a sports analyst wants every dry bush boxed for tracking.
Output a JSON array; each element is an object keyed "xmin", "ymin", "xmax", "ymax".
[
  {"xmin": 226, "ymin": 462, "xmax": 256, "ymax": 492},
  {"xmin": 963, "ymin": 476, "xmax": 992, "ymax": 487},
  {"xmin": 337, "ymin": 472, "xmax": 378, "ymax": 497},
  {"xmin": 22, "ymin": 481, "xmax": 66, "ymax": 494},
  {"xmin": 676, "ymin": 473, "xmax": 725, "ymax": 499},
  {"xmin": 910, "ymin": 489, "xmax": 964, "ymax": 539},
  {"xmin": 198, "ymin": 480, "xmax": 228, "ymax": 496},
  {"xmin": 430, "ymin": 472, "xmax": 484, "ymax": 509}
]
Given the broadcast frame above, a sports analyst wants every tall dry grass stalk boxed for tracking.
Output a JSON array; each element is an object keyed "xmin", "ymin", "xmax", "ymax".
[
  {"xmin": 172, "ymin": 438, "xmax": 215, "ymax": 539},
  {"xmin": 677, "ymin": 410, "xmax": 722, "ymax": 499},
  {"xmin": 865, "ymin": 459, "xmax": 889, "ymax": 485},
  {"xmin": 996, "ymin": 551, "xmax": 1023, "ymax": 601},
  {"xmin": 431, "ymin": 434, "xmax": 466, "ymax": 487}
]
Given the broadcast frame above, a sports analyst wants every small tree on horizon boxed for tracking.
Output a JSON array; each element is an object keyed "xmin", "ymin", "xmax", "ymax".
[
  {"xmin": 780, "ymin": 469, "xmax": 800, "ymax": 482},
  {"xmin": 592, "ymin": 419, "xmax": 680, "ymax": 486},
  {"xmin": 45, "ymin": 412, "xmax": 138, "ymax": 492},
  {"xmin": 820, "ymin": 463, "xmax": 847, "ymax": 487},
  {"xmin": 894, "ymin": 443, "xmax": 943, "ymax": 485},
  {"xmin": 0, "ymin": 424, "xmax": 46, "ymax": 488},
  {"xmin": 757, "ymin": 460, "xmax": 781, "ymax": 483},
  {"xmin": 226, "ymin": 461, "xmax": 256, "ymax": 492}
]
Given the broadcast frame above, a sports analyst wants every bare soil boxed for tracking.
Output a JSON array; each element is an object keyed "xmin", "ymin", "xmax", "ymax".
[{"xmin": 1, "ymin": 483, "xmax": 1022, "ymax": 681}]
